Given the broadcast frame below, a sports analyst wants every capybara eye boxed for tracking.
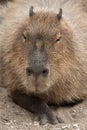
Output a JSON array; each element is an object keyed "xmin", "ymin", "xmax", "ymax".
[
  {"xmin": 22, "ymin": 31, "xmax": 27, "ymax": 42},
  {"xmin": 56, "ymin": 36, "xmax": 62, "ymax": 43}
]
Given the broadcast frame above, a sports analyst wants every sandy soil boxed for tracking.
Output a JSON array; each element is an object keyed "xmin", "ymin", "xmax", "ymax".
[{"xmin": 0, "ymin": 87, "xmax": 87, "ymax": 130}]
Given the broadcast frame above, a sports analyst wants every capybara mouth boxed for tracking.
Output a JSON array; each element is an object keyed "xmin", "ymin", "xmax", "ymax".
[{"xmin": 32, "ymin": 79, "xmax": 45, "ymax": 92}]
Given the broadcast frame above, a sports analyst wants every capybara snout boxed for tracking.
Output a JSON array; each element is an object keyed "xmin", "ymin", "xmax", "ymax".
[{"xmin": 26, "ymin": 39, "xmax": 49, "ymax": 77}]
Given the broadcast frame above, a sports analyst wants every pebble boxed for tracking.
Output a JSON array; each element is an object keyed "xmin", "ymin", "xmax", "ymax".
[
  {"xmin": 62, "ymin": 125, "xmax": 69, "ymax": 130},
  {"xmin": 71, "ymin": 110, "xmax": 77, "ymax": 118},
  {"xmin": 72, "ymin": 124, "xmax": 80, "ymax": 130},
  {"xmin": 33, "ymin": 121, "xmax": 39, "ymax": 126},
  {"xmin": 6, "ymin": 122, "xmax": 10, "ymax": 126}
]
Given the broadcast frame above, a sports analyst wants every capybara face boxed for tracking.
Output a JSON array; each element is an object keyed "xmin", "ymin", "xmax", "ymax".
[{"xmin": 12, "ymin": 10, "xmax": 74, "ymax": 93}]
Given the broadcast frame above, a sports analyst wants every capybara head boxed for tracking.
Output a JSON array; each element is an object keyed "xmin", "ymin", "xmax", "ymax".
[{"xmin": 12, "ymin": 6, "xmax": 74, "ymax": 93}]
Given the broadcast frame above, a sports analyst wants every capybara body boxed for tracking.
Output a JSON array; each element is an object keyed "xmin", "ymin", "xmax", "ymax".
[{"xmin": 0, "ymin": 0, "xmax": 87, "ymax": 124}]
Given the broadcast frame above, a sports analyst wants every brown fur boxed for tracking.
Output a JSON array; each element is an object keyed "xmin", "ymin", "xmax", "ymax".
[{"xmin": 0, "ymin": 0, "xmax": 87, "ymax": 106}]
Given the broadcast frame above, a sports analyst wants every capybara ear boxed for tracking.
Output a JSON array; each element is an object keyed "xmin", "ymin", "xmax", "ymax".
[
  {"xmin": 57, "ymin": 8, "xmax": 62, "ymax": 20},
  {"xmin": 29, "ymin": 6, "xmax": 35, "ymax": 17}
]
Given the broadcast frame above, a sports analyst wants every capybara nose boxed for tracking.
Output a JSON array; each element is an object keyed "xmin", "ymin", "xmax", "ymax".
[{"xmin": 26, "ymin": 67, "xmax": 49, "ymax": 77}]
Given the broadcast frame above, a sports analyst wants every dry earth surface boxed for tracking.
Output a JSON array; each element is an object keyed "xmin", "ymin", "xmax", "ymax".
[{"xmin": 0, "ymin": 87, "xmax": 87, "ymax": 130}]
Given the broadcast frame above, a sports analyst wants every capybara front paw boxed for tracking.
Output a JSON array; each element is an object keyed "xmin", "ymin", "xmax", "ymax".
[{"xmin": 34, "ymin": 111, "xmax": 63, "ymax": 125}]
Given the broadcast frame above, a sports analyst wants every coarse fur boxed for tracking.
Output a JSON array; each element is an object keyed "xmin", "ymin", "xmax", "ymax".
[{"xmin": 0, "ymin": 0, "xmax": 87, "ymax": 124}]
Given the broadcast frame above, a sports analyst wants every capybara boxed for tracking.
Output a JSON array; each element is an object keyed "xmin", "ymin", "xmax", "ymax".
[{"xmin": 0, "ymin": 0, "xmax": 87, "ymax": 124}]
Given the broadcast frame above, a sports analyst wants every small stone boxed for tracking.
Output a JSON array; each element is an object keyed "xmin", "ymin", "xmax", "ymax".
[
  {"xmin": 71, "ymin": 110, "xmax": 77, "ymax": 118},
  {"xmin": 11, "ymin": 126, "xmax": 14, "ymax": 129},
  {"xmin": 28, "ymin": 122, "xmax": 32, "ymax": 126},
  {"xmin": 33, "ymin": 121, "xmax": 39, "ymax": 126},
  {"xmin": 62, "ymin": 125, "xmax": 68, "ymax": 130},
  {"xmin": 72, "ymin": 124, "xmax": 80, "ymax": 130},
  {"xmin": 6, "ymin": 122, "xmax": 10, "ymax": 126}
]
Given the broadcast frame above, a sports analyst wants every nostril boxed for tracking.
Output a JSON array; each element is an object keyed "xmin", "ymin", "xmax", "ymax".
[
  {"xmin": 26, "ymin": 68, "xmax": 32, "ymax": 76},
  {"xmin": 42, "ymin": 68, "xmax": 49, "ymax": 76},
  {"xmin": 26, "ymin": 67, "xmax": 49, "ymax": 76}
]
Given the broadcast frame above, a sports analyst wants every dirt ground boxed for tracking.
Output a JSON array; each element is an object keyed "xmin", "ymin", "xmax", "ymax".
[{"xmin": 0, "ymin": 87, "xmax": 87, "ymax": 130}]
